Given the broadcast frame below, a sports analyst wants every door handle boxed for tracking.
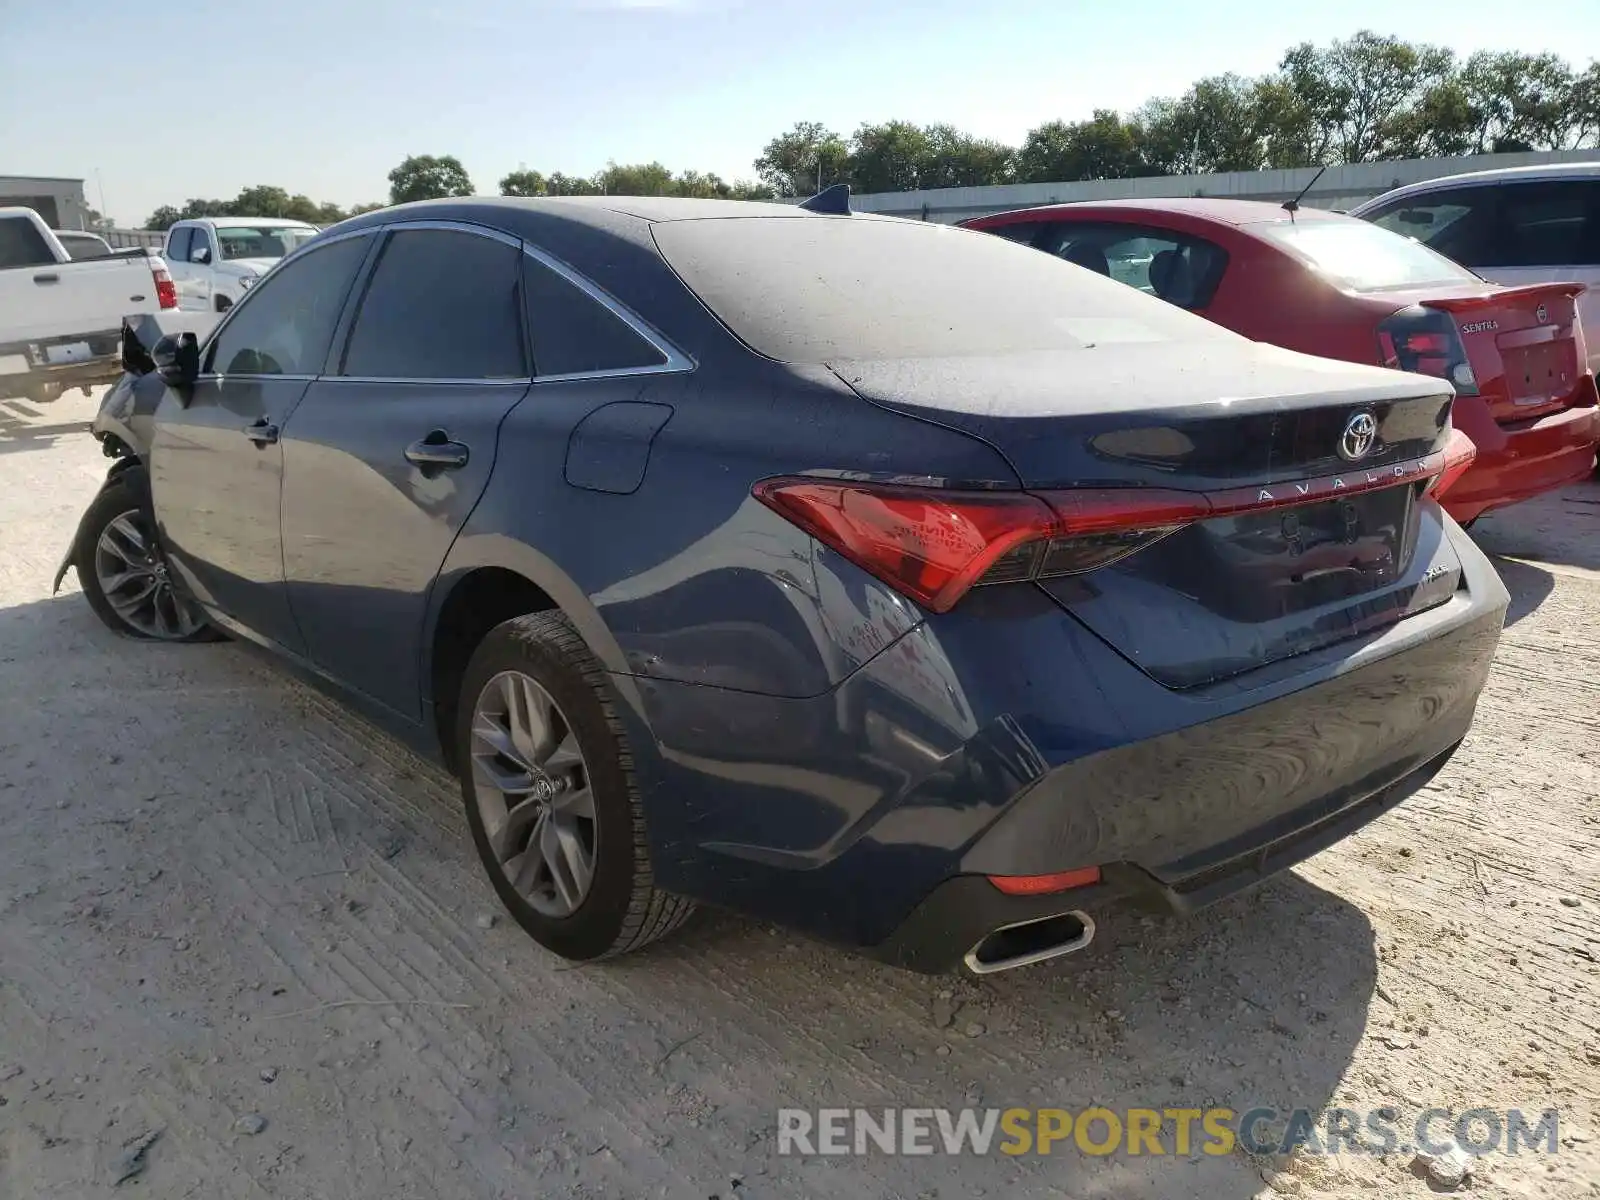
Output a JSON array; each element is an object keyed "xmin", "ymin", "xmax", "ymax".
[
  {"xmin": 33, "ymin": 273, "xmax": 60, "ymax": 284},
  {"xmin": 405, "ymin": 430, "xmax": 469, "ymax": 470},
  {"xmin": 243, "ymin": 419, "xmax": 279, "ymax": 445}
]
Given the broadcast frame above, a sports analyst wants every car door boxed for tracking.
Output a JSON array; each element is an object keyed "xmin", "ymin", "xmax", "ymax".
[
  {"xmin": 163, "ymin": 226, "xmax": 196, "ymax": 309},
  {"xmin": 279, "ymin": 222, "xmax": 532, "ymax": 718},
  {"xmin": 150, "ymin": 231, "xmax": 373, "ymax": 652},
  {"xmin": 186, "ymin": 225, "xmax": 217, "ymax": 310}
]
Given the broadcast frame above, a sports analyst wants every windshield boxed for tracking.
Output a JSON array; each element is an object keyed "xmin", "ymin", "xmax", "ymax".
[
  {"xmin": 214, "ymin": 224, "xmax": 319, "ymax": 261},
  {"xmin": 1252, "ymin": 218, "xmax": 1481, "ymax": 292},
  {"xmin": 652, "ymin": 216, "xmax": 1226, "ymax": 362}
]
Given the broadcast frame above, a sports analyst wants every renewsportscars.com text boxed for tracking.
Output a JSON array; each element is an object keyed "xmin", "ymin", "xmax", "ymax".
[{"xmin": 777, "ymin": 1106, "xmax": 1561, "ymax": 1158}]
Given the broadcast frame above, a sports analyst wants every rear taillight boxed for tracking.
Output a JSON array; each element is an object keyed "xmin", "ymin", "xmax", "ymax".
[
  {"xmin": 1378, "ymin": 306, "xmax": 1477, "ymax": 395},
  {"xmin": 752, "ymin": 479, "xmax": 1201, "ymax": 613},
  {"xmin": 152, "ymin": 261, "xmax": 177, "ymax": 310},
  {"xmin": 757, "ymin": 443, "xmax": 1476, "ymax": 613},
  {"xmin": 1424, "ymin": 427, "xmax": 1477, "ymax": 499}
]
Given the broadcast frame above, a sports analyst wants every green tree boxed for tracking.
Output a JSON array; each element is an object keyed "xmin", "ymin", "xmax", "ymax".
[
  {"xmin": 847, "ymin": 120, "xmax": 934, "ymax": 193},
  {"xmin": 146, "ymin": 205, "xmax": 182, "ymax": 231},
  {"xmin": 918, "ymin": 125, "xmax": 1014, "ymax": 188},
  {"xmin": 595, "ymin": 161, "xmax": 676, "ymax": 195},
  {"xmin": 544, "ymin": 172, "xmax": 601, "ymax": 196},
  {"xmin": 387, "ymin": 155, "xmax": 475, "ymax": 205},
  {"xmin": 347, "ymin": 202, "xmax": 387, "ymax": 216},
  {"xmin": 499, "ymin": 169, "xmax": 548, "ymax": 197},
  {"xmin": 754, "ymin": 121, "xmax": 851, "ymax": 196},
  {"xmin": 1279, "ymin": 32, "xmax": 1456, "ymax": 163},
  {"xmin": 230, "ymin": 185, "xmax": 293, "ymax": 217},
  {"xmin": 1015, "ymin": 111, "xmax": 1148, "ymax": 183},
  {"xmin": 1138, "ymin": 75, "xmax": 1265, "ymax": 175}
]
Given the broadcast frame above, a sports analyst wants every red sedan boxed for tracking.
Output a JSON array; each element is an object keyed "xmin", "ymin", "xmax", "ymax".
[{"xmin": 962, "ymin": 199, "xmax": 1599, "ymax": 524}]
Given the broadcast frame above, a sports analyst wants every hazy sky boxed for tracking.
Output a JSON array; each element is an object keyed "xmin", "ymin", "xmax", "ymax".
[{"xmin": 0, "ymin": 0, "xmax": 1587, "ymax": 226}]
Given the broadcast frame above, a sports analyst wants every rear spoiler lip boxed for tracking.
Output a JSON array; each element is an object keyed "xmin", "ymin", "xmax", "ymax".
[{"xmin": 1422, "ymin": 281, "xmax": 1588, "ymax": 311}]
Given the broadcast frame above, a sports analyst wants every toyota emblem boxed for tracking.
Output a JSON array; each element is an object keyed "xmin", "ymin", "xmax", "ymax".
[
  {"xmin": 1536, "ymin": 303, "xmax": 1549, "ymax": 324},
  {"xmin": 1339, "ymin": 411, "xmax": 1378, "ymax": 462}
]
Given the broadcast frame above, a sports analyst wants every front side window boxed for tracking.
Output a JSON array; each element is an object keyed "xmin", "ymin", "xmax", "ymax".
[
  {"xmin": 1253, "ymin": 218, "xmax": 1481, "ymax": 292},
  {"xmin": 523, "ymin": 254, "xmax": 668, "ymax": 377},
  {"xmin": 1034, "ymin": 223, "xmax": 1229, "ymax": 309},
  {"xmin": 341, "ymin": 229, "xmax": 526, "ymax": 380},
  {"xmin": 205, "ymin": 235, "xmax": 369, "ymax": 376},
  {"xmin": 214, "ymin": 224, "xmax": 319, "ymax": 261},
  {"xmin": 165, "ymin": 226, "xmax": 193, "ymax": 263},
  {"xmin": 1495, "ymin": 180, "xmax": 1598, "ymax": 267}
]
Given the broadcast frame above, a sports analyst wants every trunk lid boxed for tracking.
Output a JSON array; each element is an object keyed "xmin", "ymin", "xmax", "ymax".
[
  {"xmin": 834, "ymin": 341, "xmax": 1461, "ymax": 690},
  {"xmin": 1424, "ymin": 282, "xmax": 1589, "ymax": 424}
]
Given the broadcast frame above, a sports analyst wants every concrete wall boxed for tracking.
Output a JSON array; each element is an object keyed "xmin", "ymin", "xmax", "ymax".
[
  {"xmin": 844, "ymin": 148, "xmax": 1600, "ymax": 223},
  {"xmin": 0, "ymin": 176, "xmax": 91, "ymax": 230}
]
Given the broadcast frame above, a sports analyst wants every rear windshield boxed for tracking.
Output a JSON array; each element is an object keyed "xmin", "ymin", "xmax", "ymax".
[
  {"xmin": 1252, "ymin": 219, "xmax": 1481, "ymax": 292},
  {"xmin": 651, "ymin": 216, "xmax": 1226, "ymax": 363}
]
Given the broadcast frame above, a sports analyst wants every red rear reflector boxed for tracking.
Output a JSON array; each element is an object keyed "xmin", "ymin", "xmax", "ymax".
[
  {"xmin": 988, "ymin": 867, "xmax": 1103, "ymax": 895},
  {"xmin": 152, "ymin": 262, "xmax": 178, "ymax": 310}
]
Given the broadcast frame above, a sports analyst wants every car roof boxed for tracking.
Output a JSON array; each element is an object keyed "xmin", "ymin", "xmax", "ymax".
[
  {"xmin": 189, "ymin": 216, "xmax": 319, "ymax": 228},
  {"xmin": 1353, "ymin": 161, "xmax": 1600, "ymax": 210},
  {"xmin": 979, "ymin": 197, "xmax": 1348, "ymax": 228}
]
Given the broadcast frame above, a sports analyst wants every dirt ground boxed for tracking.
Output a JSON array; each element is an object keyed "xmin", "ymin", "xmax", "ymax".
[{"xmin": 1, "ymin": 389, "xmax": 1597, "ymax": 1200}]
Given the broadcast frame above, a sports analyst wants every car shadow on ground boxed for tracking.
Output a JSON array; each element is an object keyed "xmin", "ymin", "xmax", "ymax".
[
  {"xmin": 0, "ymin": 399, "xmax": 87, "ymax": 456},
  {"xmin": 1469, "ymin": 479, "xmax": 1600, "ymax": 577},
  {"xmin": 3, "ymin": 590, "xmax": 1379, "ymax": 1200}
]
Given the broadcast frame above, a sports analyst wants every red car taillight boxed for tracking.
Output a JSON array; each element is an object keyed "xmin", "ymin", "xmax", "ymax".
[
  {"xmin": 1425, "ymin": 427, "xmax": 1478, "ymax": 499},
  {"xmin": 752, "ymin": 479, "xmax": 1203, "ymax": 613},
  {"xmin": 1378, "ymin": 306, "xmax": 1478, "ymax": 395},
  {"xmin": 152, "ymin": 261, "xmax": 178, "ymax": 310},
  {"xmin": 756, "ymin": 439, "xmax": 1480, "ymax": 613}
]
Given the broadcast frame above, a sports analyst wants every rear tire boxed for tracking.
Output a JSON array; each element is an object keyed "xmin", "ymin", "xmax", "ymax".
[
  {"xmin": 456, "ymin": 611, "xmax": 693, "ymax": 961},
  {"xmin": 74, "ymin": 467, "xmax": 221, "ymax": 643}
]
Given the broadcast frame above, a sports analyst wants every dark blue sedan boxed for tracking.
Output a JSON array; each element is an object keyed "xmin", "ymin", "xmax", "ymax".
[{"xmin": 60, "ymin": 196, "xmax": 1508, "ymax": 974}]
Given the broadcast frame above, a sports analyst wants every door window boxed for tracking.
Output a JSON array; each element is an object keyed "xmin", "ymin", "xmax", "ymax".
[
  {"xmin": 205, "ymin": 235, "xmax": 369, "ymax": 377},
  {"xmin": 1034, "ymin": 223, "xmax": 1228, "ymax": 309},
  {"xmin": 341, "ymin": 229, "xmax": 526, "ymax": 379},
  {"xmin": 1366, "ymin": 181, "xmax": 1600, "ymax": 269},
  {"xmin": 165, "ymin": 226, "xmax": 192, "ymax": 263},
  {"xmin": 522, "ymin": 254, "xmax": 670, "ymax": 377},
  {"xmin": 0, "ymin": 216, "xmax": 56, "ymax": 269}
]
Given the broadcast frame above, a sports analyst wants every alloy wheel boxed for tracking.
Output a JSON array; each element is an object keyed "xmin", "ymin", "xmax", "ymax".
[
  {"xmin": 469, "ymin": 670, "xmax": 597, "ymax": 918},
  {"xmin": 92, "ymin": 509, "xmax": 205, "ymax": 640}
]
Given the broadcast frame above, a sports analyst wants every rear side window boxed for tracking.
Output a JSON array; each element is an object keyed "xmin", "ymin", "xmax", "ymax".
[
  {"xmin": 1034, "ymin": 223, "xmax": 1228, "ymax": 310},
  {"xmin": 1495, "ymin": 181, "xmax": 1598, "ymax": 267},
  {"xmin": 653, "ymin": 216, "xmax": 1220, "ymax": 363},
  {"xmin": 1365, "ymin": 181, "xmax": 1600, "ymax": 269},
  {"xmin": 1253, "ymin": 219, "xmax": 1480, "ymax": 292},
  {"xmin": 342, "ymin": 229, "xmax": 526, "ymax": 379},
  {"xmin": 0, "ymin": 216, "xmax": 56, "ymax": 269},
  {"xmin": 206, "ymin": 235, "xmax": 369, "ymax": 376},
  {"xmin": 165, "ymin": 226, "xmax": 192, "ymax": 263},
  {"xmin": 523, "ymin": 254, "xmax": 668, "ymax": 377}
]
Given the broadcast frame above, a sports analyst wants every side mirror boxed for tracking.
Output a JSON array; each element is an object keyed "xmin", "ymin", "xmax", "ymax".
[
  {"xmin": 152, "ymin": 332, "xmax": 201, "ymax": 388},
  {"xmin": 192, "ymin": 245, "xmax": 212, "ymax": 264}
]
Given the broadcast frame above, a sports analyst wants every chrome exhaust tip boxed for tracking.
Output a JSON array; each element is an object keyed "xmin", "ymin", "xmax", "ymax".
[{"xmin": 963, "ymin": 910, "xmax": 1095, "ymax": 975}]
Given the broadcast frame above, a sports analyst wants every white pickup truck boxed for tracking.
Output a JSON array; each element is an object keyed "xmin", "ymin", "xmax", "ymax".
[
  {"xmin": 1, "ymin": 207, "xmax": 176, "ymax": 403},
  {"xmin": 161, "ymin": 217, "xmax": 320, "ymax": 312}
]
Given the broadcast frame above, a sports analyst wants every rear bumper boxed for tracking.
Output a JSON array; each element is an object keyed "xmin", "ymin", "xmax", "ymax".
[
  {"xmin": 1445, "ymin": 392, "xmax": 1599, "ymax": 522},
  {"xmin": 0, "ymin": 329, "xmax": 123, "ymax": 397},
  {"xmin": 873, "ymin": 739, "xmax": 1460, "ymax": 974},
  {"xmin": 621, "ymin": 517, "xmax": 1507, "ymax": 969}
]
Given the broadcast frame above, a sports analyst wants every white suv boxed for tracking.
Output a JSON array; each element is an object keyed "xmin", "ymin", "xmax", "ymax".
[
  {"xmin": 1350, "ymin": 162, "xmax": 1600, "ymax": 374},
  {"xmin": 162, "ymin": 217, "xmax": 320, "ymax": 312}
]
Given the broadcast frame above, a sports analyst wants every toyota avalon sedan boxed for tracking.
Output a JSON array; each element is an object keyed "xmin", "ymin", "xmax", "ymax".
[{"xmin": 57, "ymin": 195, "xmax": 1506, "ymax": 974}]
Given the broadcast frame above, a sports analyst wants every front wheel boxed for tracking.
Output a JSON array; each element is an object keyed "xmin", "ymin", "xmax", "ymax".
[
  {"xmin": 74, "ymin": 468, "xmax": 220, "ymax": 642},
  {"xmin": 456, "ymin": 611, "xmax": 693, "ymax": 962}
]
